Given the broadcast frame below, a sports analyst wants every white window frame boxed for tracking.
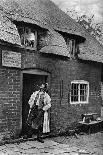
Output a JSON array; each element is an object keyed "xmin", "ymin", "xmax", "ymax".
[{"xmin": 70, "ymin": 80, "xmax": 89, "ymax": 104}]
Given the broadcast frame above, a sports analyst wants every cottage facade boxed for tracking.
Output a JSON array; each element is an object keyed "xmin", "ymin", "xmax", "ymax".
[{"xmin": 0, "ymin": 0, "xmax": 103, "ymax": 139}]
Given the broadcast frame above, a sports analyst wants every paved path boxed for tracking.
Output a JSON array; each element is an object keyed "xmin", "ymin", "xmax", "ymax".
[{"xmin": 0, "ymin": 138, "xmax": 90, "ymax": 155}]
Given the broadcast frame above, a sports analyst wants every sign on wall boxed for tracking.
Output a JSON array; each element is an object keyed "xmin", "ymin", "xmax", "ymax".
[{"xmin": 2, "ymin": 50, "xmax": 21, "ymax": 68}]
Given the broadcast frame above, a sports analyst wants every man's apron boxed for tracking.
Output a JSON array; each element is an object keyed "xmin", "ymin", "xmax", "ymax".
[{"xmin": 27, "ymin": 92, "xmax": 50, "ymax": 133}]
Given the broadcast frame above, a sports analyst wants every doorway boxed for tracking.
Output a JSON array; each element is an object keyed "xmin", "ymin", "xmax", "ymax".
[{"xmin": 22, "ymin": 73, "xmax": 48, "ymax": 134}]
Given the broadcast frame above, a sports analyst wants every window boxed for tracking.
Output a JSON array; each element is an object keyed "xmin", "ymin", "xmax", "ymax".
[
  {"xmin": 67, "ymin": 39, "xmax": 77, "ymax": 59},
  {"xmin": 17, "ymin": 26, "xmax": 37, "ymax": 48},
  {"xmin": 70, "ymin": 80, "xmax": 89, "ymax": 104}
]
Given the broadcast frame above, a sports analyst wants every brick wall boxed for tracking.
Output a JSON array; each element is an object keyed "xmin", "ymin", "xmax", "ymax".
[
  {"xmin": 0, "ymin": 46, "xmax": 102, "ymax": 138},
  {"xmin": 0, "ymin": 47, "xmax": 21, "ymax": 139},
  {"xmin": 22, "ymin": 50, "xmax": 102, "ymax": 133}
]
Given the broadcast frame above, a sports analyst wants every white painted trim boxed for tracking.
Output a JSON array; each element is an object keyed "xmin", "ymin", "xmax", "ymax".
[{"xmin": 71, "ymin": 80, "xmax": 89, "ymax": 84}]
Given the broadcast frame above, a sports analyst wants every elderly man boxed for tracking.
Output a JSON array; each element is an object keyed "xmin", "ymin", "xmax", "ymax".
[{"xmin": 27, "ymin": 83, "xmax": 51, "ymax": 143}]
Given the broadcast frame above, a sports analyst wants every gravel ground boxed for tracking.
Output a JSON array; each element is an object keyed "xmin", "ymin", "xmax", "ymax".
[
  {"xmin": 0, "ymin": 132, "xmax": 103, "ymax": 154},
  {"xmin": 51, "ymin": 131, "xmax": 103, "ymax": 155}
]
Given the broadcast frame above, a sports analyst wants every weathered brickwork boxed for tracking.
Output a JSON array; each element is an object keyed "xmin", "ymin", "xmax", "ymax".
[
  {"xmin": 0, "ymin": 43, "xmax": 102, "ymax": 139},
  {"xmin": 21, "ymin": 50, "xmax": 102, "ymax": 133},
  {"xmin": 0, "ymin": 68, "xmax": 21, "ymax": 134},
  {"xmin": 0, "ymin": 47, "xmax": 21, "ymax": 138}
]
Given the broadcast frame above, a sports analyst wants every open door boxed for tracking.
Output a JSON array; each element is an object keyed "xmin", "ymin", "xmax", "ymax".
[{"xmin": 22, "ymin": 73, "xmax": 48, "ymax": 135}]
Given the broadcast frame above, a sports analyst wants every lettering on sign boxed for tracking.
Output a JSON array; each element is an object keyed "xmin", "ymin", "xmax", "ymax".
[{"xmin": 2, "ymin": 50, "xmax": 21, "ymax": 68}]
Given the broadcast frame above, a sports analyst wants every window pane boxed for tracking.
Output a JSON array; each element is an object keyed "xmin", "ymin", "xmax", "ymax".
[
  {"xmin": 80, "ymin": 84, "xmax": 87, "ymax": 101},
  {"xmin": 67, "ymin": 39, "xmax": 75, "ymax": 55},
  {"xmin": 24, "ymin": 28, "xmax": 35, "ymax": 47},
  {"xmin": 71, "ymin": 83, "xmax": 79, "ymax": 102}
]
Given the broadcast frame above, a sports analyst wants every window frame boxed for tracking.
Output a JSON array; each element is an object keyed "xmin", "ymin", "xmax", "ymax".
[{"xmin": 70, "ymin": 80, "xmax": 89, "ymax": 104}]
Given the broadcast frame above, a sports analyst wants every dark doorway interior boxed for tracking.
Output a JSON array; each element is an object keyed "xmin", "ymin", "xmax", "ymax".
[{"xmin": 22, "ymin": 73, "xmax": 47, "ymax": 135}]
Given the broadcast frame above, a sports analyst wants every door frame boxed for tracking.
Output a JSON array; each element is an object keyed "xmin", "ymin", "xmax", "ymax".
[{"xmin": 20, "ymin": 69, "xmax": 51, "ymax": 131}]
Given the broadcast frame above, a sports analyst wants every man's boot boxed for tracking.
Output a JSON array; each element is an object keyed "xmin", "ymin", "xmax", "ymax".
[
  {"xmin": 37, "ymin": 137, "xmax": 44, "ymax": 143},
  {"xmin": 37, "ymin": 126, "xmax": 44, "ymax": 143}
]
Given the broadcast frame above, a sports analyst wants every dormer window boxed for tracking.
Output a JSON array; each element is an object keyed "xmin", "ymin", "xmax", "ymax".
[
  {"xmin": 17, "ymin": 26, "xmax": 37, "ymax": 49},
  {"xmin": 67, "ymin": 38, "xmax": 78, "ymax": 59}
]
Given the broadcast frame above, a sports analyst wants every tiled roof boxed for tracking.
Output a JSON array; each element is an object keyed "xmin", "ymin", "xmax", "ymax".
[{"xmin": 0, "ymin": 10, "xmax": 21, "ymax": 45}]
